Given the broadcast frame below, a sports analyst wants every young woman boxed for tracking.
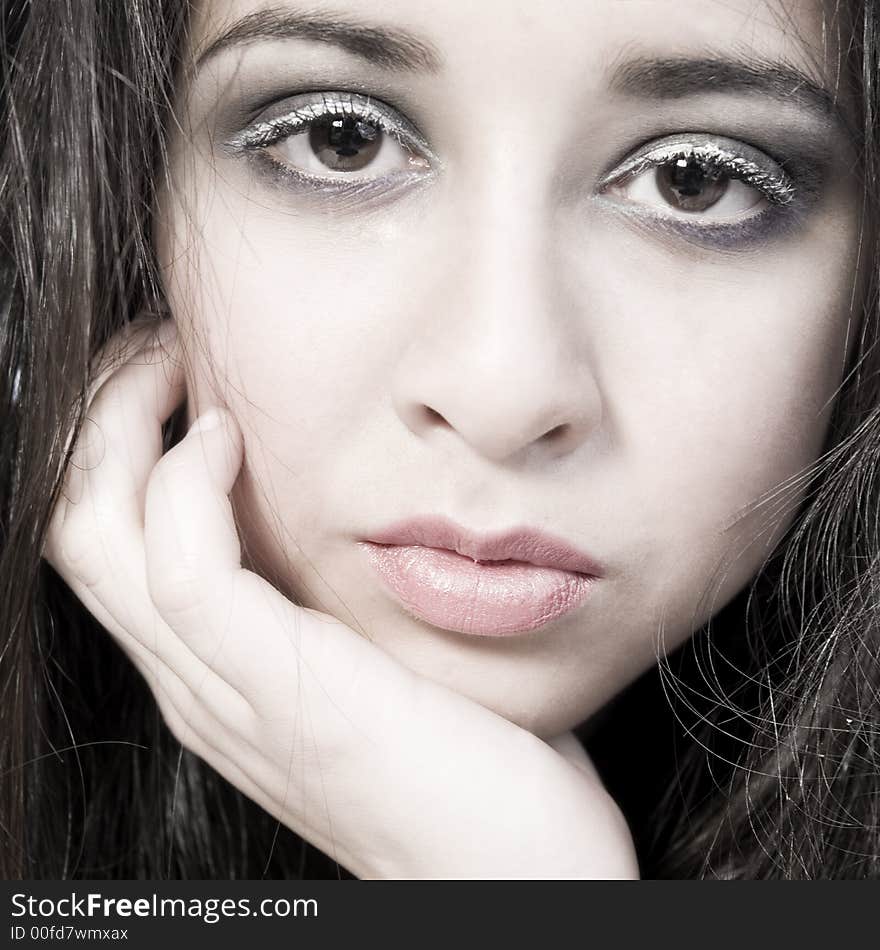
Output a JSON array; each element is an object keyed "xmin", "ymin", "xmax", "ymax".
[{"xmin": 2, "ymin": 0, "xmax": 878, "ymax": 878}]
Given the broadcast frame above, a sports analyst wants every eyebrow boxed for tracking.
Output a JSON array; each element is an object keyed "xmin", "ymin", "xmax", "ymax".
[
  {"xmin": 610, "ymin": 56, "xmax": 850, "ymax": 127},
  {"xmin": 194, "ymin": 5, "xmax": 443, "ymax": 73}
]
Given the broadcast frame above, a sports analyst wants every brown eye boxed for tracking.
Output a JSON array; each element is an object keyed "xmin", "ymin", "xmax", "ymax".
[
  {"xmin": 309, "ymin": 116, "xmax": 383, "ymax": 171},
  {"xmin": 264, "ymin": 108, "xmax": 431, "ymax": 183},
  {"xmin": 655, "ymin": 158, "xmax": 729, "ymax": 212},
  {"xmin": 603, "ymin": 139, "xmax": 776, "ymax": 225}
]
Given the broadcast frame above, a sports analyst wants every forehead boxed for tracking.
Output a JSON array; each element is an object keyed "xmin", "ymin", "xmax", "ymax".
[{"xmin": 189, "ymin": 0, "xmax": 837, "ymax": 79}]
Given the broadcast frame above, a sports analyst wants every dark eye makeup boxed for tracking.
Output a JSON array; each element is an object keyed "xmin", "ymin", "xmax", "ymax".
[
  {"xmin": 223, "ymin": 90, "xmax": 437, "ymax": 202},
  {"xmin": 221, "ymin": 87, "xmax": 827, "ymax": 247},
  {"xmin": 594, "ymin": 132, "xmax": 824, "ymax": 248}
]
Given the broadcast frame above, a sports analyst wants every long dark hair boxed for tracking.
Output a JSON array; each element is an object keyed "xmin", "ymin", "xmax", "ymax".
[
  {"xmin": 0, "ymin": 0, "xmax": 345, "ymax": 879},
  {"xmin": 1, "ymin": 0, "xmax": 879, "ymax": 879},
  {"xmin": 590, "ymin": 0, "xmax": 880, "ymax": 877}
]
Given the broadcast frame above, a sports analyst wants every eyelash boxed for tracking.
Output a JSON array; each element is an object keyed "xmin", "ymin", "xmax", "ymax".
[
  {"xmin": 225, "ymin": 91, "xmax": 816, "ymax": 242},
  {"xmin": 225, "ymin": 90, "xmax": 435, "ymax": 197},
  {"xmin": 604, "ymin": 139, "xmax": 794, "ymax": 205},
  {"xmin": 594, "ymin": 134, "xmax": 812, "ymax": 246}
]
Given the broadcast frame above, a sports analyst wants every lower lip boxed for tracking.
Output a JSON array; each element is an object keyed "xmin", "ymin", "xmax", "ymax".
[{"xmin": 360, "ymin": 542, "xmax": 597, "ymax": 637}]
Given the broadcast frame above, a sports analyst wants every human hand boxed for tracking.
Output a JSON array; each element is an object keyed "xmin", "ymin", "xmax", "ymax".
[{"xmin": 43, "ymin": 320, "xmax": 639, "ymax": 880}]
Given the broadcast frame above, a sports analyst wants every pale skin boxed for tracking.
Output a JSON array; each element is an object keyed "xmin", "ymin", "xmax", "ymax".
[{"xmin": 45, "ymin": 0, "xmax": 861, "ymax": 877}]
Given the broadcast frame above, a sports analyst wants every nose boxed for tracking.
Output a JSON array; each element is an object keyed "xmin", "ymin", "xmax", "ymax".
[{"xmin": 390, "ymin": 195, "xmax": 604, "ymax": 467}]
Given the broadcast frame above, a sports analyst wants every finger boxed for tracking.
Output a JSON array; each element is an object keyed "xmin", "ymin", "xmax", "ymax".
[
  {"xmin": 56, "ymin": 317, "xmax": 156, "ymax": 460},
  {"xmin": 54, "ymin": 318, "xmax": 177, "ymax": 502},
  {"xmin": 43, "ymin": 326, "xmax": 191, "ymax": 662},
  {"xmin": 143, "ymin": 408, "xmax": 408, "ymax": 731},
  {"xmin": 46, "ymin": 320, "xmax": 184, "ymax": 599},
  {"xmin": 48, "ymin": 526, "xmax": 255, "ymax": 744},
  {"xmin": 45, "ymin": 323, "xmax": 252, "ymax": 726},
  {"xmin": 47, "ymin": 320, "xmax": 184, "ymax": 555},
  {"xmin": 87, "ymin": 315, "xmax": 175, "ymax": 400},
  {"xmin": 143, "ymin": 406, "xmax": 311, "ymax": 685},
  {"xmin": 66, "ymin": 320, "xmax": 185, "ymax": 513},
  {"xmin": 144, "ymin": 408, "xmax": 244, "ymax": 618},
  {"xmin": 546, "ymin": 731, "xmax": 601, "ymax": 781},
  {"xmin": 144, "ymin": 408, "xmax": 266, "ymax": 677},
  {"xmin": 121, "ymin": 632, "xmax": 248, "ymax": 759}
]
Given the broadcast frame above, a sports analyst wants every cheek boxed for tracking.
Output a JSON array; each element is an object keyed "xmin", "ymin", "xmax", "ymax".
[
  {"xmin": 587, "ymin": 224, "xmax": 857, "ymax": 634},
  {"xmin": 179, "ymin": 229, "xmax": 390, "ymax": 414},
  {"xmin": 159, "ymin": 196, "xmax": 414, "ymax": 579}
]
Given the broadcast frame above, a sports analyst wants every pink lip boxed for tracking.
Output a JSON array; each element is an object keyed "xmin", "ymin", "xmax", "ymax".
[{"xmin": 358, "ymin": 515, "xmax": 602, "ymax": 637}]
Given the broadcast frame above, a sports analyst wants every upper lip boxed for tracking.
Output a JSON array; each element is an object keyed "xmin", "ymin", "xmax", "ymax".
[{"xmin": 362, "ymin": 515, "xmax": 603, "ymax": 576}]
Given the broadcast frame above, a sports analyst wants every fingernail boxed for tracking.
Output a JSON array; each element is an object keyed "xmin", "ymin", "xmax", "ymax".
[{"xmin": 191, "ymin": 409, "xmax": 223, "ymax": 433}]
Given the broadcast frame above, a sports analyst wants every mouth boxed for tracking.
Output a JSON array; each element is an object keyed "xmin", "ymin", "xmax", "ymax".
[{"xmin": 358, "ymin": 515, "xmax": 602, "ymax": 637}]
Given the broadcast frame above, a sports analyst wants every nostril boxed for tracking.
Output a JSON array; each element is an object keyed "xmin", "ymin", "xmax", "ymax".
[
  {"xmin": 423, "ymin": 406, "xmax": 448, "ymax": 425},
  {"xmin": 542, "ymin": 423, "xmax": 569, "ymax": 442}
]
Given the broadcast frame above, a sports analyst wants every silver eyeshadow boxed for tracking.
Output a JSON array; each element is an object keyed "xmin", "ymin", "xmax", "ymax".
[
  {"xmin": 222, "ymin": 92, "xmax": 817, "ymax": 246},
  {"xmin": 598, "ymin": 133, "xmax": 797, "ymax": 207},
  {"xmin": 225, "ymin": 90, "xmax": 436, "ymax": 163}
]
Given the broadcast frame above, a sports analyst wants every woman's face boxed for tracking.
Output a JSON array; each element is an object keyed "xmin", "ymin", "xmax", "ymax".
[{"xmin": 157, "ymin": 0, "xmax": 862, "ymax": 738}]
